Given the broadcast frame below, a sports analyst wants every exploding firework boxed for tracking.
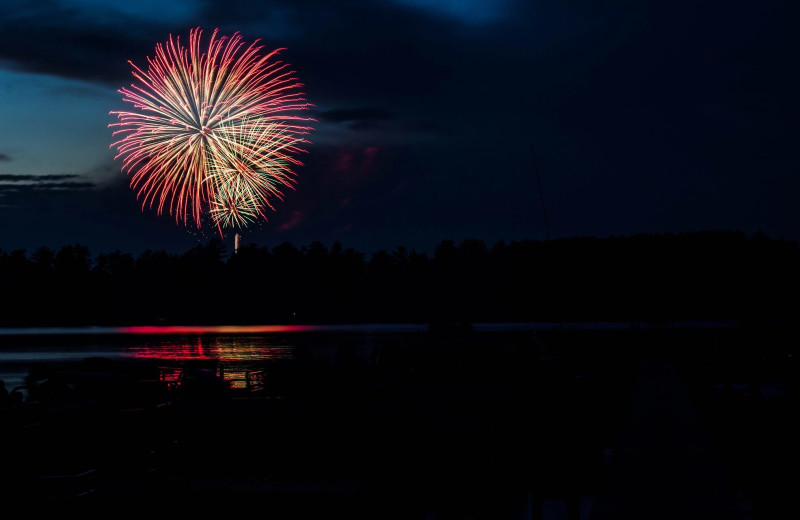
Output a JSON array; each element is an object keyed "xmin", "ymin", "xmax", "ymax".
[{"xmin": 109, "ymin": 27, "xmax": 313, "ymax": 231}]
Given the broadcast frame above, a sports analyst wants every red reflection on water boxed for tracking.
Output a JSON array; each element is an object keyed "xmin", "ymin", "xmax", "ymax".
[
  {"xmin": 120, "ymin": 334, "xmax": 296, "ymax": 389},
  {"xmin": 119, "ymin": 325, "xmax": 319, "ymax": 334},
  {"xmin": 126, "ymin": 337, "xmax": 213, "ymax": 361}
]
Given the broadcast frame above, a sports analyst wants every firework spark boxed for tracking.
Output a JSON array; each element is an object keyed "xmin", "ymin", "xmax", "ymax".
[{"xmin": 109, "ymin": 27, "xmax": 313, "ymax": 231}]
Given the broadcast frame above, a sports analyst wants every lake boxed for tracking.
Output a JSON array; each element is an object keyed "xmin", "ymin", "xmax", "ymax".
[
  {"xmin": 0, "ymin": 323, "xmax": 432, "ymax": 398},
  {"xmin": 0, "ymin": 320, "xmax": 739, "ymax": 400},
  {"xmin": 0, "ymin": 319, "xmax": 764, "ymax": 515}
]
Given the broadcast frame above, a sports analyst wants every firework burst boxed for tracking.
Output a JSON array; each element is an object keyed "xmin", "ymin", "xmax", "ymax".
[{"xmin": 109, "ymin": 27, "xmax": 313, "ymax": 231}]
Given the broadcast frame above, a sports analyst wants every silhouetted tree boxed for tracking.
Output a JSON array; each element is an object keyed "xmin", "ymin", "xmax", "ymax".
[{"xmin": 0, "ymin": 231, "xmax": 798, "ymax": 326}]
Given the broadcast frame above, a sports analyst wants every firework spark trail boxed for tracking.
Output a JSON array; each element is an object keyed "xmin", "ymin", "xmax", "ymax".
[
  {"xmin": 109, "ymin": 27, "xmax": 313, "ymax": 231},
  {"xmin": 207, "ymin": 117, "xmax": 304, "ymax": 228}
]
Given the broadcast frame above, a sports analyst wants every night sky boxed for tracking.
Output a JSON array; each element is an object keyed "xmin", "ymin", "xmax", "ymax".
[{"xmin": 0, "ymin": 0, "xmax": 798, "ymax": 257}]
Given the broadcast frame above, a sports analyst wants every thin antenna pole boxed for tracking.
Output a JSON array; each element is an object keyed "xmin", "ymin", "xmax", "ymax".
[{"xmin": 530, "ymin": 143, "xmax": 551, "ymax": 240}]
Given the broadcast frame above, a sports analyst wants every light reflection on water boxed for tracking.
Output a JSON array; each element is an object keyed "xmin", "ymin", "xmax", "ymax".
[
  {"xmin": 121, "ymin": 336, "xmax": 296, "ymax": 389},
  {"xmin": 0, "ymin": 333, "xmax": 308, "ymax": 394},
  {"xmin": 123, "ymin": 336, "xmax": 294, "ymax": 362},
  {"xmin": 0, "ymin": 324, "xmax": 428, "ymax": 394},
  {"xmin": 0, "ymin": 320, "xmax": 742, "ymax": 394}
]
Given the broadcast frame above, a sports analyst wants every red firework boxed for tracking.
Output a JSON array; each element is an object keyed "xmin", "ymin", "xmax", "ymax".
[{"xmin": 109, "ymin": 27, "xmax": 313, "ymax": 230}]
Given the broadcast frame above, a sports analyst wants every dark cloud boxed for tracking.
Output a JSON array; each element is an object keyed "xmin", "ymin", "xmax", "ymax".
[
  {"xmin": 0, "ymin": 153, "xmax": 10, "ymax": 161},
  {"xmin": 318, "ymin": 107, "xmax": 395, "ymax": 124},
  {"xmin": 0, "ymin": 1, "xmax": 179, "ymax": 85},
  {"xmin": 317, "ymin": 107, "xmax": 397, "ymax": 131},
  {"xmin": 1, "ymin": 0, "xmax": 515, "ymax": 93},
  {"xmin": 0, "ymin": 181, "xmax": 94, "ymax": 192},
  {"xmin": 0, "ymin": 174, "xmax": 82, "ymax": 182},
  {"xmin": 0, "ymin": 174, "xmax": 95, "ymax": 197}
]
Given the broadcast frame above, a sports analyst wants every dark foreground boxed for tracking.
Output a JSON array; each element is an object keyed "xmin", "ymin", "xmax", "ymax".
[{"xmin": 1, "ymin": 323, "xmax": 796, "ymax": 518}]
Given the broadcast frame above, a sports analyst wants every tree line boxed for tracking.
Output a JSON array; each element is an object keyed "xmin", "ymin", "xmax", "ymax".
[{"xmin": 1, "ymin": 230, "xmax": 797, "ymax": 326}]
